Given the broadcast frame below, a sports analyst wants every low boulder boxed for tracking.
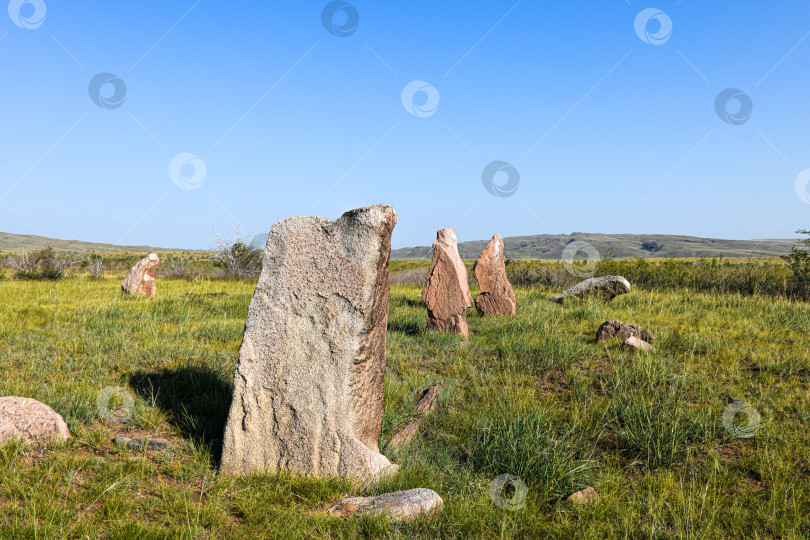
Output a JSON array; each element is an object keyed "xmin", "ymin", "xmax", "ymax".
[
  {"xmin": 551, "ymin": 276, "xmax": 630, "ymax": 303},
  {"xmin": 566, "ymin": 487, "xmax": 598, "ymax": 505},
  {"xmin": 328, "ymin": 488, "xmax": 443, "ymax": 521},
  {"xmin": 0, "ymin": 397, "xmax": 70, "ymax": 447},
  {"xmin": 596, "ymin": 320, "xmax": 655, "ymax": 343}
]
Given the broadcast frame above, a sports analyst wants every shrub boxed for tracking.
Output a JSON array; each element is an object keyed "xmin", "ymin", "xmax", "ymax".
[
  {"xmin": 213, "ymin": 229, "xmax": 262, "ymax": 279},
  {"xmin": 782, "ymin": 229, "xmax": 810, "ymax": 299},
  {"xmin": 162, "ymin": 251, "xmax": 197, "ymax": 279},
  {"xmin": 88, "ymin": 253, "xmax": 104, "ymax": 279},
  {"xmin": 4, "ymin": 247, "xmax": 80, "ymax": 280}
]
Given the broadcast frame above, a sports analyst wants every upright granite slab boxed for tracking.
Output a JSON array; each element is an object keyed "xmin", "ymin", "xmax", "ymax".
[
  {"xmin": 473, "ymin": 234, "xmax": 516, "ymax": 316},
  {"xmin": 220, "ymin": 205, "xmax": 397, "ymax": 481},
  {"xmin": 421, "ymin": 228, "xmax": 473, "ymax": 338},
  {"xmin": 121, "ymin": 253, "xmax": 159, "ymax": 297}
]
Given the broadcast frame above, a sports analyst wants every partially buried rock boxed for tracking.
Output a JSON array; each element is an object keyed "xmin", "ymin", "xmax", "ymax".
[
  {"xmin": 550, "ymin": 276, "xmax": 630, "ymax": 304},
  {"xmin": 567, "ymin": 487, "xmax": 598, "ymax": 505},
  {"xmin": 389, "ymin": 381, "xmax": 446, "ymax": 449},
  {"xmin": 596, "ymin": 320, "xmax": 655, "ymax": 343},
  {"xmin": 473, "ymin": 234, "xmax": 516, "ymax": 317},
  {"xmin": 624, "ymin": 336, "xmax": 654, "ymax": 351},
  {"xmin": 121, "ymin": 253, "xmax": 160, "ymax": 298},
  {"xmin": 114, "ymin": 435, "xmax": 170, "ymax": 451},
  {"xmin": 0, "ymin": 397, "xmax": 70, "ymax": 447},
  {"xmin": 422, "ymin": 228, "xmax": 473, "ymax": 338},
  {"xmin": 220, "ymin": 205, "xmax": 398, "ymax": 481},
  {"xmin": 328, "ymin": 488, "xmax": 443, "ymax": 521}
]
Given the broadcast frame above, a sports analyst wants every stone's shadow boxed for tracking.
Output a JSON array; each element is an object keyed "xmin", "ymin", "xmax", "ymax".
[
  {"xmin": 129, "ymin": 366, "xmax": 232, "ymax": 466},
  {"xmin": 403, "ymin": 298, "xmax": 424, "ymax": 309},
  {"xmin": 387, "ymin": 319, "xmax": 422, "ymax": 336}
]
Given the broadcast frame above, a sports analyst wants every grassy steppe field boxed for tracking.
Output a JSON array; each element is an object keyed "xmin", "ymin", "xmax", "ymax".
[{"xmin": 0, "ymin": 269, "xmax": 809, "ymax": 538}]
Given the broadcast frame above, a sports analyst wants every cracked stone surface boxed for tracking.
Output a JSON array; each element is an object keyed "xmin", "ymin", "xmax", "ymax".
[
  {"xmin": 596, "ymin": 320, "xmax": 655, "ymax": 343},
  {"xmin": 328, "ymin": 488, "xmax": 443, "ymax": 520},
  {"xmin": 220, "ymin": 205, "xmax": 397, "ymax": 481}
]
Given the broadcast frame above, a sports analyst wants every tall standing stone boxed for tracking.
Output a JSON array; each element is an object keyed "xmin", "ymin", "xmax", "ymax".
[
  {"xmin": 121, "ymin": 253, "xmax": 159, "ymax": 298},
  {"xmin": 421, "ymin": 228, "xmax": 473, "ymax": 339},
  {"xmin": 220, "ymin": 205, "xmax": 398, "ymax": 481},
  {"xmin": 473, "ymin": 234, "xmax": 516, "ymax": 316}
]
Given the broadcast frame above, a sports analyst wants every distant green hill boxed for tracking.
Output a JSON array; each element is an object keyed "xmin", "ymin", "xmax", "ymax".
[
  {"xmin": 390, "ymin": 233, "xmax": 798, "ymax": 260},
  {"xmin": 0, "ymin": 232, "xmax": 170, "ymax": 253}
]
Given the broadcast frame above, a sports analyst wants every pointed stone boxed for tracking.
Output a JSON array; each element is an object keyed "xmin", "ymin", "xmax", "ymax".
[
  {"xmin": 121, "ymin": 253, "xmax": 159, "ymax": 298},
  {"xmin": 414, "ymin": 381, "xmax": 445, "ymax": 414},
  {"xmin": 421, "ymin": 228, "xmax": 473, "ymax": 338},
  {"xmin": 220, "ymin": 205, "xmax": 398, "ymax": 481},
  {"xmin": 473, "ymin": 234, "xmax": 516, "ymax": 316}
]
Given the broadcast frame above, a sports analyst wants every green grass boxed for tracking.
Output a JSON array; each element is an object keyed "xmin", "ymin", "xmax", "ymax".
[{"xmin": 0, "ymin": 274, "xmax": 809, "ymax": 537}]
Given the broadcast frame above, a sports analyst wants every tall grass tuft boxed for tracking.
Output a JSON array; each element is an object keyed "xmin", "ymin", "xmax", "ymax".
[
  {"xmin": 607, "ymin": 358, "xmax": 718, "ymax": 470},
  {"xmin": 466, "ymin": 406, "xmax": 598, "ymax": 501}
]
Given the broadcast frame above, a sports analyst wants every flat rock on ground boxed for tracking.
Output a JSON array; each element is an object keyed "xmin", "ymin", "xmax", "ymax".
[
  {"xmin": 596, "ymin": 320, "xmax": 655, "ymax": 343},
  {"xmin": 0, "ymin": 397, "xmax": 70, "ymax": 447},
  {"xmin": 567, "ymin": 487, "xmax": 598, "ymax": 504},
  {"xmin": 422, "ymin": 228, "xmax": 473, "ymax": 338},
  {"xmin": 624, "ymin": 336, "xmax": 654, "ymax": 351},
  {"xmin": 115, "ymin": 435, "xmax": 170, "ymax": 450},
  {"xmin": 473, "ymin": 234, "xmax": 516, "ymax": 317},
  {"xmin": 328, "ymin": 488, "xmax": 443, "ymax": 520},
  {"xmin": 220, "ymin": 205, "xmax": 397, "ymax": 481},
  {"xmin": 551, "ymin": 276, "xmax": 630, "ymax": 303},
  {"xmin": 121, "ymin": 253, "xmax": 160, "ymax": 297}
]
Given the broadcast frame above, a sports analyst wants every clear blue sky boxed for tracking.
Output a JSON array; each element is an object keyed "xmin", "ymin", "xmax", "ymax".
[{"xmin": 1, "ymin": 1, "xmax": 809, "ymax": 249}]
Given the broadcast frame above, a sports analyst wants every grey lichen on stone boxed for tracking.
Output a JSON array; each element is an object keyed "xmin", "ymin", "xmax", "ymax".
[
  {"xmin": 328, "ymin": 488, "xmax": 444, "ymax": 520},
  {"xmin": 550, "ymin": 275, "xmax": 631, "ymax": 303}
]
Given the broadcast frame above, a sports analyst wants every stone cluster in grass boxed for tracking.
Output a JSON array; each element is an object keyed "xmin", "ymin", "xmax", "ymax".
[{"xmin": 0, "ymin": 205, "xmax": 670, "ymax": 526}]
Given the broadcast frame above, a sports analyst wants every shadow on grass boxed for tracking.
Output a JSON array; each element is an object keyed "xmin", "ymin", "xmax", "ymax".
[
  {"xmin": 129, "ymin": 366, "xmax": 232, "ymax": 466},
  {"xmin": 387, "ymin": 318, "xmax": 422, "ymax": 336}
]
